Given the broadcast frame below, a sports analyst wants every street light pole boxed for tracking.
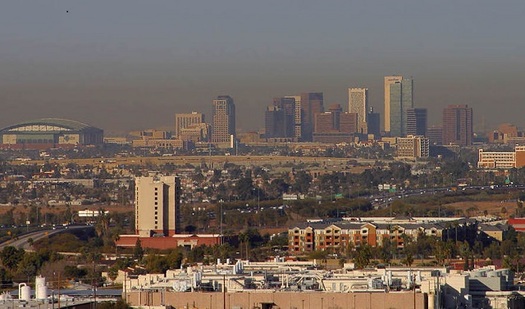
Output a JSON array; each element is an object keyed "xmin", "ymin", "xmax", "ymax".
[{"xmin": 257, "ymin": 188, "xmax": 260, "ymax": 213}]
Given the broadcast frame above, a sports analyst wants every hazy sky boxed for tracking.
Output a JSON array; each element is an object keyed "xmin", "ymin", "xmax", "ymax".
[{"xmin": 1, "ymin": 1, "xmax": 525, "ymax": 135}]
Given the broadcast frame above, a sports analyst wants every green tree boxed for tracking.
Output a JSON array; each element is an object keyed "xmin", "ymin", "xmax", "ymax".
[
  {"xmin": 380, "ymin": 239, "xmax": 395, "ymax": 264},
  {"xmin": 354, "ymin": 245, "xmax": 372, "ymax": 269},
  {"xmin": 403, "ymin": 251, "xmax": 414, "ymax": 267},
  {"xmin": 0, "ymin": 246, "xmax": 25, "ymax": 270},
  {"xmin": 143, "ymin": 255, "xmax": 169, "ymax": 273},
  {"xmin": 133, "ymin": 239, "xmax": 144, "ymax": 261},
  {"xmin": 16, "ymin": 252, "xmax": 43, "ymax": 279},
  {"xmin": 458, "ymin": 242, "xmax": 472, "ymax": 271},
  {"xmin": 96, "ymin": 299, "xmax": 132, "ymax": 309}
]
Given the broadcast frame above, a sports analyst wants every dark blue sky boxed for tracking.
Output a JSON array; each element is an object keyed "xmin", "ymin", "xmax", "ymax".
[{"xmin": 1, "ymin": 1, "xmax": 524, "ymax": 134}]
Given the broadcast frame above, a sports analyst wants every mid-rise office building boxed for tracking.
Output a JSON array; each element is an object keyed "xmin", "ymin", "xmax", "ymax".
[
  {"xmin": 313, "ymin": 104, "xmax": 357, "ymax": 143},
  {"xmin": 175, "ymin": 112, "xmax": 204, "ymax": 139},
  {"xmin": 488, "ymin": 123, "xmax": 525, "ymax": 144},
  {"xmin": 348, "ymin": 88, "xmax": 369, "ymax": 134},
  {"xmin": 265, "ymin": 97, "xmax": 296, "ymax": 139},
  {"xmin": 406, "ymin": 108, "xmax": 427, "ymax": 137},
  {"xmin": 211, "ymin": 95, "xmax": 236, "ymax": 144},
  {"xmin": 179, "ymin": 123, "xmax": 210, "ymax": 142},
  {"xmin": 427, "ymin": 126, "xmax": 443, "ymax": 145},
  {"xmin": 300, "ymin": 92, "xmax": 324, "ymax": 141},
  {"xmin": 135, "ymin": 176, "xmax": 181, "ymax": 237},
  {"xmin": 478, "ymin": 146, "xmax": 525, "ymax": 169},
  {"xmin": 367, "ymin": 108, "xmax": 381, "ymax": 139},
  {"xmin": 442, "ymin": 105, "xmax": 473, "ymax": 146},
  {"xmin": 396, "ymin": 135, "xmax": 429, "ymax": 159},
  {"xmin": 339, "ymin": 113, "xmax": 359, "ymax": 134}
]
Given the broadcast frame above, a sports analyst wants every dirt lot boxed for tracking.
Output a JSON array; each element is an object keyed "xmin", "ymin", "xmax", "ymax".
[{"xmin": 444, "ymin": 200, "xmax": 517, "ymax": 217}]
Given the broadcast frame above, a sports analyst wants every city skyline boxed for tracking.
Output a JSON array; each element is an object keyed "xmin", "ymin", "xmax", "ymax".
[{"xmin": 1, "ymin": 1, "xmax": 525, "ymax": 133}]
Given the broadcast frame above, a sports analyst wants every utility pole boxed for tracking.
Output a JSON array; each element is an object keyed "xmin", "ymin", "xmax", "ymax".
[
  {"xmin": 58, "ymin": 272, "xmax": 61, "ymax": 309},
  {"xmin": 92, "ymin": 260, "xmax": 97, "ymax": 309},
  {"xmin": 219, "ymin": 199, "xmax": 224, "ymax": 245}
]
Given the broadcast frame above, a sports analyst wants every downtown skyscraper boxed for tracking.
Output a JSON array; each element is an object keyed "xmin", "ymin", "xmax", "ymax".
[
  {"xmin": 300, "ymin": 92, "xmax": 324, "ymax": 141},
  {"xmin": 406, "ymin": 108, "xmax": 427, "ymax": 137},
  {"xmin": 265, "ymin": 97, "xmax": 296, "ymax": 139},
  {"xmin": 211, "ymin": 95, "xmax": 236, "ymax": 144},
  {"xmin": 348, "ymin": 88, "xmax": 369, "ymax": 134},
  {"xmin": 384, "ymin": 76, "xmax": 413, "ymax": 137},
  {"xmin": 442, "ymin": 104, "xmax": 473, "ymax": 146}
]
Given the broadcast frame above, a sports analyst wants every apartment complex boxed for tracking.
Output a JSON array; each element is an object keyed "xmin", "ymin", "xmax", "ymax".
[{"xmin": 289, "ymin": 219, "xmax": 446, "ymax": 253}]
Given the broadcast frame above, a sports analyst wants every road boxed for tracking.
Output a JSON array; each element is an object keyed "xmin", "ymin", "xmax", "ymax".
[{"xmin": 0, "ymin": 225, "xmax": 94, "ymax": 250}]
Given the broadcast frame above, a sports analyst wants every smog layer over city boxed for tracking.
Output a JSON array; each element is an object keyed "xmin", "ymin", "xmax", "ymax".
[{"xmin": 1, "ymin": 1, "xmax": 525, "ymax": 309}]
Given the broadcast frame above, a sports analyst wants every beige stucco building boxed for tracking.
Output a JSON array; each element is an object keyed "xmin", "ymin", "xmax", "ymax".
[
  {"xmin": 135, "ymin": 176, "xmax": 181, "ymax": 237},
  {"xmin": 477, "ymin": 146, "xmax": 525, "ymax": 169},
  {"xmin": 396, "ymin": 135, "xmax": 429, "ymax": 159}
]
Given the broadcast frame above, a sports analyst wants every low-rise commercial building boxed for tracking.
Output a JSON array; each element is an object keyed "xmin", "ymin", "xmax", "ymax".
[{"xmin": 477, "ymin": 146, "xmax": 525, "ymax": 169}]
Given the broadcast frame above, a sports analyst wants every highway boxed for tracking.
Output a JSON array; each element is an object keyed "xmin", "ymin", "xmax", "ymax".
[{"xmin": 0, "ymin": 225, "xmax": 94, "ymax": 250}]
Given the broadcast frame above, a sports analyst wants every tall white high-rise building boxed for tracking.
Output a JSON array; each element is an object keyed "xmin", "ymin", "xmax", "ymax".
[
  {"xmin": 135, "ymin": 176, "xmax": 180, "ymax": 237},
  {"xmin": 348, "ymin": 88, "xmax": 369, "ymax": 134}
]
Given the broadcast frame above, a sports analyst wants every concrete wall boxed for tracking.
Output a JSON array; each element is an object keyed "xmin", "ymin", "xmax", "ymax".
[{"xmin": 125, "ymin": 291, "xmax": 428, "ymax": 309}]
